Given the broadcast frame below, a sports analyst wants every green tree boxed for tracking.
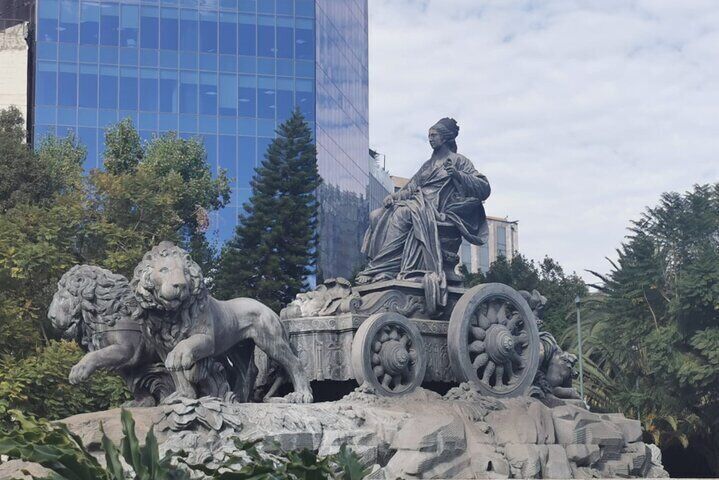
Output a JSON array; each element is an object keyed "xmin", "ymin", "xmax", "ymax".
[
  {"xmin": 0, "ymin": 107, "xmax": 84, "ymax": 212},
  {"xmin": 85, "ymin": 126, "xmax": 230, "ymax": 275},
  {"xmin": 0, "ymin": 110, "xmax": 230, "ymax": 421},
  {"xmin": 0, "ymin": 341, "xmax": 129, "ymax": 426},
  {"xmin": 465, "ymin": 253, "xmax": 587, "ymax": 336},
  {"xmin": 215, "ymin": 110, "xmax": 321, "ymax": 312},
  {"xmin": 562, "ymin": 184, "xmax": 719, "ymax": 474}
]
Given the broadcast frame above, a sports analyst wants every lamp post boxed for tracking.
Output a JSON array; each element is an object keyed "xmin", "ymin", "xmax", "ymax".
[{"xmin": 575, "ymin": 295, "xmax": 585, "ymax": 401}]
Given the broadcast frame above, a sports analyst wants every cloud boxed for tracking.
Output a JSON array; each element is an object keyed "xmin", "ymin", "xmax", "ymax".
[{"xmin": 368, "ymin": 0, "xmax": 719, "ymax": 280}]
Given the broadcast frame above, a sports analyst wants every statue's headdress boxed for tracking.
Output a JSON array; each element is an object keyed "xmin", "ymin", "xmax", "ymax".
[{"xmin": 431, "ymin": 118, "xmax": 460, "ymax": 152}]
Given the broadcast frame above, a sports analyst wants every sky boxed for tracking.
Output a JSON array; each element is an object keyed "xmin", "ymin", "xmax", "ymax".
[{"xmin": 367, "ymin": 0, "xmax": 719, "ymax": 281}]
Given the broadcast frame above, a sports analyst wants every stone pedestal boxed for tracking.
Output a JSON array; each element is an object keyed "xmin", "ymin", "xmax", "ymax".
[{"xmin": 24, "ymin": 384, "xmax": 668, "ymax": 480}]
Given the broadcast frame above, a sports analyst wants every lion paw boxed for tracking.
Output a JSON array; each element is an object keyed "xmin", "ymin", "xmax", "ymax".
[
  {"xmin": 265, "ymin": 391, "xmax": 314, "ymax": 404},
  {"xmin": 165, "ymin": 348, "xmax": 195, "ymax": 371},
  {"xmin": 69, "ymin": 363, "xmax": 93, "ymax": 384}
]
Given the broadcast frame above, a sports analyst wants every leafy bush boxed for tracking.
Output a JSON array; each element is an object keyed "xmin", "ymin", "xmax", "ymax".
[
  {"xmin": 0, "ymin": 409, "xmax": 369, "ymax": 480},
  {"xmin": 0, "ymin": 340, "xmax": 130, "ymax": 427}
]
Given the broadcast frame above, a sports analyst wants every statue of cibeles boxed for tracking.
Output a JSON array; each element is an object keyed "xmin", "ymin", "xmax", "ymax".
[
  {"xmin": 356, "ymin": 118, "xmax": 491, "ymax": 293},
  {"xmin": 131, "ymin": 241, "xmax": 313, "ymax": 403},
  {"xmin": 48, "ymin": 265, "xmax": 174, "ymax": 406}
]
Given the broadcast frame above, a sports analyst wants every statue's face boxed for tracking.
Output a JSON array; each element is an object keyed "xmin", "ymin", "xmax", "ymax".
[
  {"xmin": 149, "ymin": 254, "xmax": 193, "ymax": 310},
  {"xmin": 48, "ymin": 287, "xmax": 82, "ymax": 338},
  {"xmin": 428, "ymin": 128, "xmax": 444, "ymax": 150}
]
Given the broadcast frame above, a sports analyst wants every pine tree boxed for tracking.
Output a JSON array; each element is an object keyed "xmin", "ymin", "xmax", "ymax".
[{"xmin": 215, "ymin": 110, "xmax": 321, "ymax": 312}]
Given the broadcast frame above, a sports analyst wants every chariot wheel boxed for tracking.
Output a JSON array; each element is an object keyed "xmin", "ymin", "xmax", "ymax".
[
  {"xmin": 448, "ymin": 283, "xmax": 539, "ymax": 397},
  {"xmin": 351, "ymin": 312, "xmax": 427, "ymax": 396}
]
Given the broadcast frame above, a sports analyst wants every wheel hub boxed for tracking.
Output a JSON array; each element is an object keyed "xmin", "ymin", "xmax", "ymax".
[
  {"xmin": 380, "ymin": 340, "xmax": 410, "ymax": 375},
  {"xmin": 485, "ymin": 324, "xmax": 515, "ymax": 364}
]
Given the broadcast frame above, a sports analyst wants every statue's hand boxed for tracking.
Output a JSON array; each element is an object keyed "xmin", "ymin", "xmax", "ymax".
[
  {"xmin": 383, "ymin": 193, "xmax": 395, "ymax": 208},
  {"xmin": 444, "ymin": 159, "xmax": 458, "ymax": 177}
]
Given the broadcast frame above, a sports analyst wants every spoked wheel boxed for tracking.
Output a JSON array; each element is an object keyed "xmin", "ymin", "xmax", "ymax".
[
  {"xmin": 448, "ymin": 283, "xmax": 539, "ymax": 397},
  {"xmin": 351, "ymin": 312, "xmax": 427, "ymax": 396}
]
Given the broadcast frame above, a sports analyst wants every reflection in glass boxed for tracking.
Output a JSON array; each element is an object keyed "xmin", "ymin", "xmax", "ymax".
[
  {"xmin": 119, "ymin": 67, "xmax": 138, "ymax": 110},
  {"xmin": 140, "ymin": 6, "xmax": 159, "ymax": 50},
  {"xmin": 160, "ymin": 8, "xmax": 179, "ymax": 51},
  {"xmin": 57, "ymin": 63, "xmax": 77, "ymax": 107},
  {"xmin": 79, "ymin": 65, "xmax": 98, "ymax": 108},
  {"xmin": 100, "ymin": 3, "xmax": 119, "ymax": 47},
  {"xmin": 80, "ymin": 2, "xmax": 100, "ymax": 45},
  {"xmin": 120, "ymin": 4, "xmax": 138, "ymax": 47}
]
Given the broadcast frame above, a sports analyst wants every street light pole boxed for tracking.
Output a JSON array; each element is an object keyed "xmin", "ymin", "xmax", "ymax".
[{"xmin": 575, "ymin": 295, "xmax": 585, "ymax": 401}]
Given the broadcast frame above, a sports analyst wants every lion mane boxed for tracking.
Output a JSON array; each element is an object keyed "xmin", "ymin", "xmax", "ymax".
[
  {"xmin": 56, "ymin": 265, "xmax": 143, "ymax": 351},
  {"xmin": 130, "ymin": 241, "xmax": 207, "ymax": 351}
]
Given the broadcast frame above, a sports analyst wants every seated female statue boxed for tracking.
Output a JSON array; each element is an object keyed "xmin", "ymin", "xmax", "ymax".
[{"xmin": 356, "ymin": 118, "xmax": 491, "ymax": 288}]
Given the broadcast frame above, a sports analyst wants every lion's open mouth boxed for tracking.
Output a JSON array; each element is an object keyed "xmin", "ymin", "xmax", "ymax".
[
  {"xmin": 62, "ymin": 320, "xmax": 79, "ymax": 339},
  {"xmin": 158, "ymin": 297, "xmax": 183, "ymax": 310}
]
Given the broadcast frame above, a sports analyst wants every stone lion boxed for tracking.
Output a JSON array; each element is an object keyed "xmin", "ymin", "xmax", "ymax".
[
  {"xmin": 520, "ymin": 289, "xmax": 581, "ymax": 400},
  {"xmin": 130, "ymin": 241, "xmax": 313, "ymax": 403},
  {"xmin": 48, "ymin": 265, "xmax": 174, "ymax": 406}
]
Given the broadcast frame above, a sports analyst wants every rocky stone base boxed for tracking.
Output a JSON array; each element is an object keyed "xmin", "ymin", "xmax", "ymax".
[{"xmin": 31, "ymin": 384, "xmax": 668, "ymax": 479}]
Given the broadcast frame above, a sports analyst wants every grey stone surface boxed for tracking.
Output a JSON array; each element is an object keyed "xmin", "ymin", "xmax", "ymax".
[
  {"xmin": 54, "ymin": 384, "xmax": 667, "ymax": 479},
  {"xmin": 48, "ymin": 265, "xmax": 173, "ymax": 406},
  {"xmin": 130, "ymin": 241, "xmax": 313, "ymax": 403},
  {"xmin": 565, "ymin": 444, "xmax": 601, "ymax": 466},
  {"xmin": 0, "ymin": 459, "xmax": 54, "ymax": 480},
  {"xmin": 356, "ymin": 118, "xmax": 491, "ymax": 316},
  {"xmin": 50, "ymin": 242, "xmax": 316, "ymax": 406}
]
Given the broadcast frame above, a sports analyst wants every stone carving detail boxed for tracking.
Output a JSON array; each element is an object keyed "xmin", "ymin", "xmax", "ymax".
[
  {"xmin": 39, "ymin": 387, "xmax": 667, "ymax": 480},
  {"xmin": 520, "ymin": 289, "xmax": 582, "ymax": 400},
  {"xmin": 353, "ymin": 289, "xmax": 427, "ymax": 317},
  {"xmin": 159, "ymin": 396, "xmax": 243, "ymax": 433},
  {"xmin": 130, "ymin": 241, "xmax": 313, "ymax": 404},
  {"xmin": 280, "ymin": 277, "xmax": 361, "ymax": 319},
  {"xmin": 356, "ymin": 118, "xmax": 491, "ymax": 316},
  {"xmin": 48, "ymin": 265, "xmax": 173, "ymax": 406}
]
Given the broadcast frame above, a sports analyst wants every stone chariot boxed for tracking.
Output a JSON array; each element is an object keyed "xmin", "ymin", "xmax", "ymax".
[
  {"xmin": 278, "ymin": 117, "xmax": 542, "ymax": 399},
  {"xmin": 279, "ymin": 278, "xmax": 541, "ymax": 399}
]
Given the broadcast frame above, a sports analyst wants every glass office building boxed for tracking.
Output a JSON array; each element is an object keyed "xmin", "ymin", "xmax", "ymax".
[{"xmin": 29, "ymin": 0, "xmax": 369, "ymax": 279}]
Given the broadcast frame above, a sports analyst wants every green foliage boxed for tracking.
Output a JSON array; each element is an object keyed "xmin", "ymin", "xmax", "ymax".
[
  {"xmin": 85, "ymin": 125, "xmax": 230, "ymax": 276},
  {"xmin": 0, "ymin": 410, "xmax": 368, "ymax": 480},
  {"xmin": 104, "ymin": 118, "xmax": 144, "ymax": 175},
  {"xmin": 0, "ymin": 410, "xmax": 113, "ymax": 480},
  {"xmin": 103, "ymin": 409, "xmax": 185, "ymax": 480},
  {"xmin": 186, "ymin": 439, "xmax": 369, "ymax": 480},
  {"xmin": 0, "ymin": 109, "xmax": 227, "ymax": 422},
  {"xmin": 0, "ymin": 191, "xmax": 87, "ymax": 355},
  {"xmin": 0, "ymin": 409, "xmax": 186, "ymax": 480},
  {"xmin": 465, "ymin": 254, "xmax": 587, "ymax": 336},
  {"xmin": 216, "ymin": 110, "xmax": 321, "ymax": 312},
  {"xmin": 0, "ymin": 341, "xmax": 130, "ymax": 427},
  {"xmin": 562, "ymin": 184, "xmax": 719, "ymax": 474}
]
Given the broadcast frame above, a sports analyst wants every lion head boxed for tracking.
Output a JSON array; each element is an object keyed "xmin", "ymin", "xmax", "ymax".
[
  {"xmin": 48, "ymin": 265, "xmax": 139, "ymax": 347},
  {"xmin": 131, "ymin": 241, "xmax": 205, "ymax": 312},
  {"xmin": 546, "ymin": 351, "xmax": 579, "ymax": 388}
]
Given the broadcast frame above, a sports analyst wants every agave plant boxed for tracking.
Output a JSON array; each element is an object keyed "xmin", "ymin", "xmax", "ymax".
[{"xmin": 0, "ymin": 409, "xmax": 369, "ymax": 480}]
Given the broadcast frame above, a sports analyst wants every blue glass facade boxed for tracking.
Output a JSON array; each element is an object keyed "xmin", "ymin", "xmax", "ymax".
[
  {"xmin": 314, "ymin": 0, "xmax": 369, "ymax": 278},
  {"xmin": 31, "ymin": 0, "xmax": 368, "ymax": 279}
]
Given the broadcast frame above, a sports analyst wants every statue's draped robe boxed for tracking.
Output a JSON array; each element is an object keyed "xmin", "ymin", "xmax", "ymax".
[{"xmin": 360, "ymin": 152, "xmax": 491, "ymax": 284}]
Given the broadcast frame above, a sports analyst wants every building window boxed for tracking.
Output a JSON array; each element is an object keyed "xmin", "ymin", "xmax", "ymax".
[
  {"xmin": 496, "ymin": 225, "xmax": 507, "ymax": 259},
  {"xmin": 460, "ymin": 240, "xmax": 472, "ymax": 272},
  {"xmin": 479, "ymin": 243, "xmax": 490, "ymax": 272}
]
